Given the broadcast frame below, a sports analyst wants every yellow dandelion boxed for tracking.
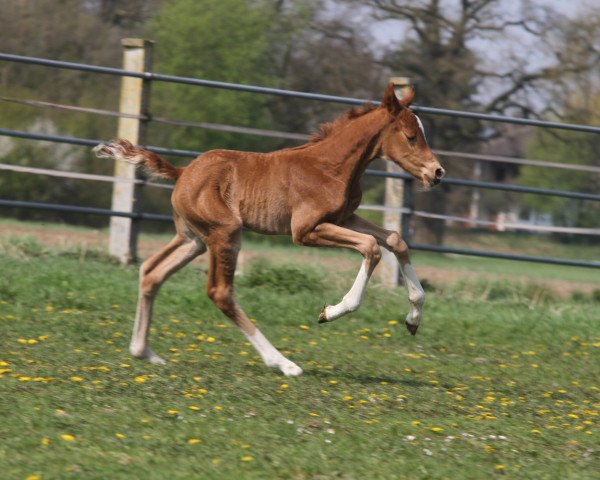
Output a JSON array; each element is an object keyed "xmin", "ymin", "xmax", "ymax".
[
  {"xmin": 41, "ymin": 437, "xmax": 50, "ymax": 446},
  {"xmin": 60, "ymin": 434, "xmax": 76, "ymax": 442},
  {"xmin": 70, "ymin": 377, "xmax": 84, "ymax": 382},
  {"xmin": 495, "ymin": 464, "xmax": 505, "ymax": 470},
  {"xmin": 430, "ymin": 427, "xmax": 444, "ymax": 432},
  {"xmin": 26, "ymin": 475, "xmax": 41, "ymax": 480},
  {"xmin": 300, "ymin": 325, "xmax": 310, "ymax": 330},
  {"xmin": 214, "ymin": 406, "xmax": 223, "ymax": 411},
  {"xmin": 187, "ymin": 438, "xmax": 202, "ymax": 445},
  {"xmin": 115, "ymin": 433, "xmax": 126, "ymax": 439},
  {"xmin": 241, "ymin": 456, "xmax": 254, "ymax": 462},
  {"xmin": 134, "ymin": 376, "xmax": 148, "ymax": 383},
  {"xmin": 189, "ymin": 405, "xmax": 201, "ymax": 411},
  {"xmin": 167, "ymin": 409, "xmax": 179, "ymax": 415},
  {"xmin": 206, "ymin": 337, "xmax": 216, "ymax": 343},
  {"xmin": 388, "ymin": 320, "xmax": 398, "ymax": 325}
]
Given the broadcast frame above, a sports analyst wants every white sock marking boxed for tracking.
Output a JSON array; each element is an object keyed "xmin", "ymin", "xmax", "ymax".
[
  {"xmin": 401, "ymin": 263, "xmax": 425, "ymax": 326},
  {"xmin": 325, "ymin": 260, "xmax": 370, "ymax": 321},
  {"xmin": 415, "ymin": 115, "xmax": 427, "ymax": 140},
  {"xmin": 246, "ymin": 329, "xmax": 303, "ymax": 376}
]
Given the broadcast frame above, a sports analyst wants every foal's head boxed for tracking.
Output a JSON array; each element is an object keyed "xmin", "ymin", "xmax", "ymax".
[{"xmin": 379, "ymin": 83, "xmax": 445, "ymax": 188}]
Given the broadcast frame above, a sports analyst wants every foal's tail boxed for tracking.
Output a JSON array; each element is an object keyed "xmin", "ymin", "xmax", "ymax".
[{"xmin": 93, "ymin": 139, "xmax": 182, "ymax": 181}]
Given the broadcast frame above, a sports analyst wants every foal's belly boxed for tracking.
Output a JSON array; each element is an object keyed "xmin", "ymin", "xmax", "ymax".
[{"xmin": 238, "ymin": 201, "xmax": 293, "ymax": 235}]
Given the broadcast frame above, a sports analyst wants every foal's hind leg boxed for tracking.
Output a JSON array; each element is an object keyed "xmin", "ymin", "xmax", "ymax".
[
  {"xmin": 204, "ymin": 229, "xmax": 303, "ymax": 376},
  {"xmin": 130, "ymin": 234, "xmax": 206, "ymax": 364}
]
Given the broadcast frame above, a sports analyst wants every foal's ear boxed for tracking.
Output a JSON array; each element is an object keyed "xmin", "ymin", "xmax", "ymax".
[
  {"xmin": 382, "ymin": 83, "xmax": 402, "ymax": 115},
  {"xmin": 399, "ymin": 86, "xmax": 415, "ymax": 108}
]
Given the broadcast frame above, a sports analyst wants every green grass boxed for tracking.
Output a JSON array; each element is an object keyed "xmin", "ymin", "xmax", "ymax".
[{"xmin": 1, "ymin": 239, "xmax": 599, "ymax": 479}]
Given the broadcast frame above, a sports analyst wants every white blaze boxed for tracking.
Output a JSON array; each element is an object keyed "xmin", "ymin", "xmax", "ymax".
[{"xmin": 415, "ymin": 115, "xmax": 426, "ymax": 140}]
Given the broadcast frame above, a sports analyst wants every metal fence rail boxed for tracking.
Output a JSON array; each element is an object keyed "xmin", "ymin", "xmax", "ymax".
[
  {"xmin": 2, "ymin": 198, "xmax": 599, "ymax": 269},
  {"xmin": 4, "ymin": 95, "xmax": 599, "ymax": 173},
  {"xmin": 2, "ymin": 52, "xmax": 600, "ymax": 133},
  {"xmin": 1, "ymin": 51, "xmax": 599, "ymax": 270},
  {"xmin": 0, "ymin": 198, "xmax": 172, "ymax": 222},
  {"xmin": 3, "ymin": 126, "xmax": 599, "ymax": 203}
]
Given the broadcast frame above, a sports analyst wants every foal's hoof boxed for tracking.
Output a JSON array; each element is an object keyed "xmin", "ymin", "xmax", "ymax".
[
  {"xmin": 405, "ymin": 322, "xmax": 419, "ymax": 336},
  {"xmin": 318, "ymin": 306, "xmax": 329, "ymax": 324}
]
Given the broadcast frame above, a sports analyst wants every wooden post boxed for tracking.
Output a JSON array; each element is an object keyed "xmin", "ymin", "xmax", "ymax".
[
  {"xmin": 379, "ymin": 77, "xmax": 412, "ymax": 287},
  {"xmin": 109, "ymin": 39, "xmax": 153, "ymax": 264}
]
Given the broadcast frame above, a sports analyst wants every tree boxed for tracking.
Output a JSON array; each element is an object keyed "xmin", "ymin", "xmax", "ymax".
[
  {"xmin": 144, "ymin": 0, "xmax": 285, "ymax": 154},
  {"xmin": 358, "ymin": 0, "xmax": 600, "ymax": 243},
  {"xmin": 517, "ymin": 10, "xmax": 600, "ymax": 232},
  {"xmin": 145, "ymin": 0, "xmax": 383, "ymax": 154},
  {"xmin": 0, "ymin": 0, "xmax": 162, "ymax": 224}
]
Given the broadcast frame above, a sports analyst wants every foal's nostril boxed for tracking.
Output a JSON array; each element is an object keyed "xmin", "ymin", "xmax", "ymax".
[{"xmin": 435, "ymin": 168, "xmax": 445, "ymax": 179}]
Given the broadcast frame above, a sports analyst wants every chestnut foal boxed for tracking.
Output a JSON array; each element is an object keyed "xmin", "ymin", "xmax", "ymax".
[{"xmin": 94, "ymin": 83, "xmax": 444, "ymax": 376}]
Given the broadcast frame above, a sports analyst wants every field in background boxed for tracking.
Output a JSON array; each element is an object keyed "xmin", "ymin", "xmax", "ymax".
[
  {"xmin": 1, "ymin": 218, "xmax": 599, "ymax": 298},
  {"xmin": 0, "ymin": 222, "xmax": 599, "ymax": 479}
]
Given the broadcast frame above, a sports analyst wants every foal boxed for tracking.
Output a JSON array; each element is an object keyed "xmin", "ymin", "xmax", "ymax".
[{"xmin": 94, "ymin": 83, "xmax": 444, "ymax": 376}]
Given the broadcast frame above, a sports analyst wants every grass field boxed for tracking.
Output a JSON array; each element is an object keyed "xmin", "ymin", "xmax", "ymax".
[{"xmin": 0, "ymin": 233, "xmax": 599, "ymax": 479}]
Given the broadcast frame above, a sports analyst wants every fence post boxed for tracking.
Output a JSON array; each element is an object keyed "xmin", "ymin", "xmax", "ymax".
[
  {"xmin": 108, "ymin": 38, "xmax": 153, "ymax": 264},
  {"xmin": 379, "ymin": 77, "xmax": 412, "ymax": 287}
]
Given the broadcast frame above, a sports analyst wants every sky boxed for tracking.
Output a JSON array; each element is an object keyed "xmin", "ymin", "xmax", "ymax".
[
  {"xmin": 370, "ymin": 0, "xmax": 592, "ymax": 46},
  {"xmin": 362, "ymin": 0, "xmax": 596, "ymax": 110}
]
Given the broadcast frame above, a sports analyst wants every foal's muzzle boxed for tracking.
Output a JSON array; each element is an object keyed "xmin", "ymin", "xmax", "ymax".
[{"xmin": 432, "ymin": 167, "xmax": 445, "ymax": 186}]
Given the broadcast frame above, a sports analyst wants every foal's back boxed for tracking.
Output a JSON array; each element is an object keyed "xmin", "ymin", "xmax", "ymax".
[{"xmin": 172, "ymin": 148, "xmax": 305, "ymax": 236}]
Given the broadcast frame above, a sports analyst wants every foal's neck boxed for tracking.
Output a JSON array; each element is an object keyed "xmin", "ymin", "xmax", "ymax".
[{"xmin": 316, "ymin": 108, "xmax": 386, "ymax": 178}]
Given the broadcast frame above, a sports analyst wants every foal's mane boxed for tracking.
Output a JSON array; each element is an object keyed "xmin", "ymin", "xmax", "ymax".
[{"xmin": 309, "ymin": 103, "xmax": 379, "ymax": 144}]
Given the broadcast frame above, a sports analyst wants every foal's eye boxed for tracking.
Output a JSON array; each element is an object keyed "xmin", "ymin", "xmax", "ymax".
[{"xmin": 405, "ymin": 133, "xmax": 417, "ymax": 142}]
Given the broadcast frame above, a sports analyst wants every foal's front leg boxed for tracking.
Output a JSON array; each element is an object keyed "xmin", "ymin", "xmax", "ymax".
[
  {"xmin": 294, "ymin": 222, "xmax": 381, "ymax": 323},
  {"xmin": 343, "ymin": 215, "xmax": 425, "ymax": 335}
]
